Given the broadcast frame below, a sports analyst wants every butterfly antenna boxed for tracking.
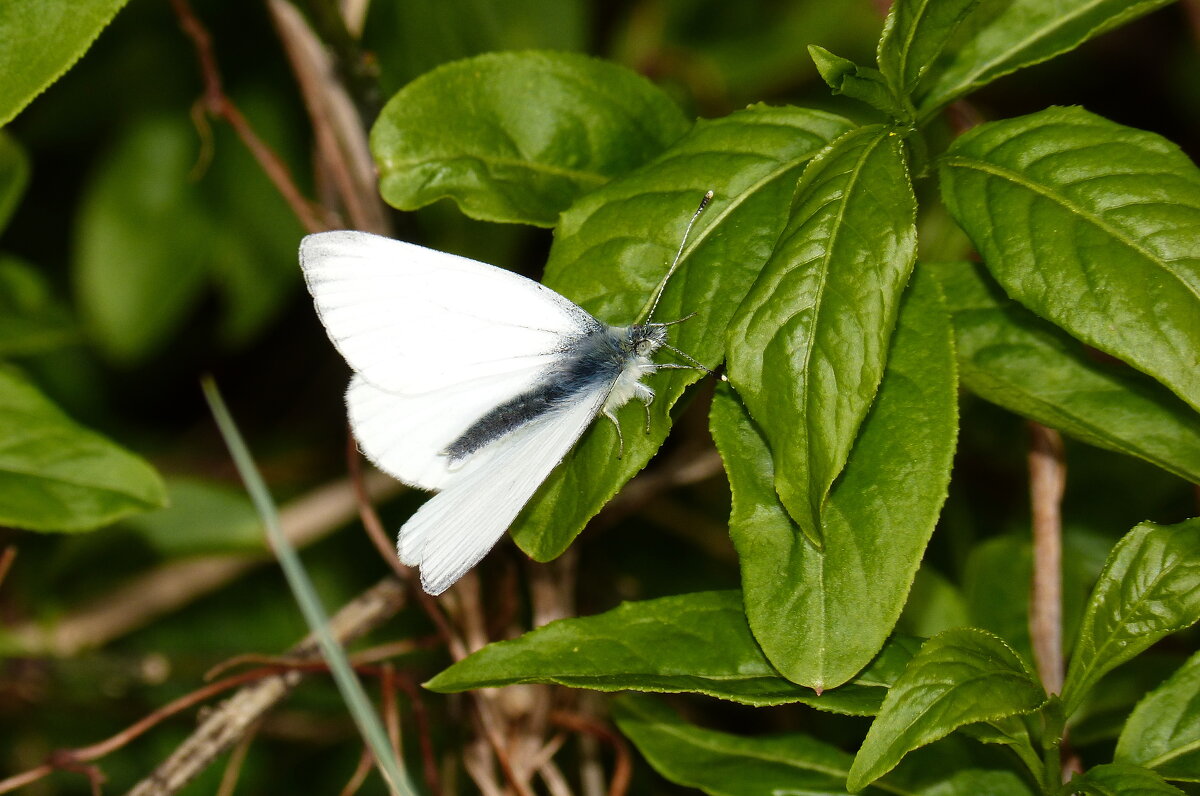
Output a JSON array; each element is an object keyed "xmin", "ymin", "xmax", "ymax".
[
  {"xmin": 638, "ymin": 190, "xmax": 714, "ymax": 324},
  {"xmin": 662, "ymin": 343, "xmax": 729, "ymax": 382}
]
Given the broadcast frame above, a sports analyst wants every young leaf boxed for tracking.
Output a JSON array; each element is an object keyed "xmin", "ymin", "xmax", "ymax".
[
  {"xmin": 713, "ymin": 267, "xmax": 956, "ymax": 690},
  {"xmin": 612, "ymin": 693, "xmax": 889, "ymax": 796},
  {"xmin": 1116, "ymin": 649, "xmax": 1200, "ymax": 781},
  {"xmin": 916, "ymin": 0, "xmax": 1174, "ymax": 118},
  {"xmin": 930, "ymin": 261, "xmax": 1200, "ymax": 484},
  {"xmin": 727, "ymin": 125, "xmax": 917, "ymax": 544},
  {"xmin": 0, "ymin": 0, "xmax": 131, "ymax": 127},
  {"xmin": 808, "ymin": 46, "xmax": 907, "ymax": 120},
  {"xmin": 876, "ymin": 0, "xmax": 982, "ymax": 98},
  {"xmin": 370, "ymin": 51, "xmax": 691, "ymax": 227},
  {"xmin": 0, "ymin": 367, "xmax": 166, "ymax": 531},
  {"xmin": 1062, "ymin": 519, "xmax": 1200, "ymax": 718},
  {"xmin": 0, "ymin": 130, "xmax": 31, "ymax": 235},
  {"xmin": 426, "ymin": 590, "xmax": 916, "ymax": 714},
  {"xmin": 847, "ymin": 628, "xmax": 1046, "ymax": 791},
  {"xmin": 940, "ymin": 107, "xmax": 1200, "ymax": 413},
  {"xmin": 1064, "ymin": 763, "xmax": 1186, "ymax": 796},
  {"xmin": 509, "ymin": 105, "xmax": 855, "ymax": 561}
]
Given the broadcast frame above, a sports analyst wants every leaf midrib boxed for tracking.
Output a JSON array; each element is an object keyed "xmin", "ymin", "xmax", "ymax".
[{"xmin": 942, "ymin": 155, "xmax": 1200, "ymax": 306}]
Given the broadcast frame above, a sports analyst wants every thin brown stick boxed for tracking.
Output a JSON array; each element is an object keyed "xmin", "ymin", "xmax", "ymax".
[
  {"xmin": 1028, "ymin": 422, "xmax": 1066, "ymax": 695},
  {"xmin": 215, "ymin": 723, "xmax": 258, "ymax": 796},
  {"xmin": 381, "ymin": 663, "xmax": 402, "ymax": 762},
  {"xmin": 0, "ymin": 544, "xmax": 16, "ymax": 590},
  {"xmin": 390, "ymin": 673, "xmax": 442, "ymax": 796},
  {"xmin": 267, "ymin": 0, "xmax": 392, "ymax": 235},
  {"xmin": 123, "ymin": 577, "xmax": 407, "ymax": 796},
  {"xmin": 9, "ymin": 472, "xmax": 400, "ymax": 657},
  {"xmin": 337, "ymin": 746, "xmax": 374, "ymax": 796},
  {"xmin": 170, "ymin": 0, "xmax": 328, "ymax": 234},
  {"xmin": 550, "ymin": 711, "xmax": 632, "ymax": 796}
]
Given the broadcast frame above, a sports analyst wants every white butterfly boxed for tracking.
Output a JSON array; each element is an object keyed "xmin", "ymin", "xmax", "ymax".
[{"xmin": 300, "ymin": 193, "xmax": 714, "ymax": 595}]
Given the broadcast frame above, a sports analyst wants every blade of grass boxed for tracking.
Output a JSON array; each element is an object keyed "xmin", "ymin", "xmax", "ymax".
[{"xmin": 201, "ymin": 376, "xmax": 416, "ymax": 796}]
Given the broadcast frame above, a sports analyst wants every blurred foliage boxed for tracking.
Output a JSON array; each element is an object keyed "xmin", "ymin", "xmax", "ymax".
[{"xmin": 0, "ymin": 0, "xmax": 1198, "ymax": 794}]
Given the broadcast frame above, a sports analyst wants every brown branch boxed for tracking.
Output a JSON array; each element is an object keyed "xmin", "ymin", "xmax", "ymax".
[
  {"xmin": 1028, "ymin": 422, "xmax": 1066, "ymax": 697},
  {"xmin": 336, "ymin": 746, "xmax": 373, "ymax": 796},
  {"xmin": 268, "ymin": 0, "xmax": 392, "ymax": 235},
  {"xmin": 170, "ymin": 0, "xmax": 329, "ymax": 234},
  {"xmin": 215, "ymin": 724, "xmax": 257, "ymax": 796},
  {"xmin": 550, "ymin": 711, "xmax": 632, "ymax": 796},
  {"xmin": 389, "ymin": 672, "xmax": 442, "ymax": 796},
  {"xmin": 9, "ymin": 471, "xmax": 401, "ymax": 657},
  {"xmin": 0, "ymin": 544, "xmax": 15, "ymax": 590},
  {"xmin": 124, "ymin": 576, "xmax": 407, "ymax": 796}
]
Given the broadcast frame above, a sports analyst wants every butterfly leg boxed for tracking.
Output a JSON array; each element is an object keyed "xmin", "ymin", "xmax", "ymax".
[
  {"xmin": 635, "ymin": 383, "xmax": 655, "ymax": 434},
  {"xmin": 604, "ymin": 408, "xmax": 625, "ymax": 459}
]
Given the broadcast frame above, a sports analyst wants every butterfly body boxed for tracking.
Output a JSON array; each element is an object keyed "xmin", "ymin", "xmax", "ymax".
[{"xmin": 300, "ymin": 230, "xmax": 689, "ymax": 595}]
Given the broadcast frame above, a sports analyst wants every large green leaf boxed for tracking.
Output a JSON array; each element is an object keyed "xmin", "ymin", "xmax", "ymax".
[
  {"xmin": 1116, "ymin": 649, "xmax": 1200, "ymax": 781},
  {"xmin": 0, "ymin": 0, "xmax": 130, "ymax": 127},
  {"xmin": 0, "ymin": 368, "xmax": 166, "ymax": 531},
  {"xmin": 848, "ymin": 628, "xmax": 1046, "ymax": 791},
  {"xmin": 931, "ymin": 261, "xmax": 1200, "ymax": 483},
  {"xmin": 713, "ymin": 267, "xmax": 956, "ymax": 690},
  {"xmin": 916, "ymin": 0, "xmax": 1174, "ymax": 118},
  {"xmin": 425, "ymin": 590, "xmax": 918, "ymax": 714},
  {"xmin": 509, "ymin": 105, "xmax": 855, "ymax": 561},
  {"xmin": 940, "ymin": 107, "xmax": 1200, "ymax": 413},
  {"xmin": 727, "ymin": 124, "xmax": 917, "ymax": 543},
  {"xmin": 370, "ymin": 51, "xmax": 690, "ymax": 227},
  {"xmin": 1064, "ymin": 763, "xmax": 1186, "ymax": 796},
  {"xmin": 0, "ymin": 256, "xmax": 77, "ymax": 357},
  {"xmin": 613, "ymin": 694, "xmax": 1034, "ymax": 796},
  {"xmin": 876, "ymin": 0, "xmax": 981, "ymax": 99},
  {"xmin": 0, "ymin": 130, "xmax": 30, "ymax": 235},
  {"xmin": 1062, "ymin": 519, "xmax": 1200, "ymax": 718}
]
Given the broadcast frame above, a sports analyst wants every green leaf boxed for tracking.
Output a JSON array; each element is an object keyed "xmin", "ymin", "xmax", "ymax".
[
  {"xmin": 370, "ymin": 50, "xmax": 691, "ymax": 227},
  {"xmin": 0, "ymin": 255, "xmax": 78, "ymax": 357},
  {"xmin": 715, "ymin": 265, "xmax": 956, "ymax": 690},
  {"xmin": 1116, "ymin": 649, "xmax": 1200, "ymax": 781},
  {"xmin": 930, "ymin": 260, "xmax": 1200, "ymax": 484},
  {"xmin": 509, "ymin": 105, "xmax": 855, "ymax": 561},
  {"xmin": 426, "ymin": 590, "xmax": 916, "ymax": 714},
  {"xmin": 727, "ymin": 124, "xmax": 918, "ymax": 543},
  {"xmin": 939, "ymin": 107, "xmax": 1200, "ymax": 413},
  {"xmin": 74, "ymin": 105, "xmax": 304, "ymax": 364},
  {"xmin": 1062, "ymin": 519, "xmax": 1200, "ymax": 718},
  {"xmin": 916, "ymin": 0, "xmax": 1173, "ymax": 118},
  {"xmin": 0, "ymin": 130, "xmax": 31, "ymax": 235},
  {"xmin": 1063, "ymin": 763, "xmax": 1186, "ymax": 796},
  {"xmin": 0, "ymin": 367, "xmax": 166, "ymax": 531},
  {"xmin": 876, "ymin": 0, "xmax": 982, "ymax": 98},
  {"xmin": 612, "ymin": 693, "xmax": 885, "ymax": 796},
  {"xmin": 0, "ymin": 0, "xmax": 131, "ymax": 127},
  {"xmin": 847, "ymin": 628, "xmax": 1046, "ymax": 791},
  {"xmin": 74, "ymin": 114, "xmax": 211, "ymax": 364},
  {"xmin": 121, "ymin": 478, "xmax": 265, "ymax": 556},
  {"xmin": 614, "ymin": 694, "xmax": 1035, "ymax": 796},
  {"xmin": 808, "ymin": 46, "xmax": 907, "ymax": 120}
]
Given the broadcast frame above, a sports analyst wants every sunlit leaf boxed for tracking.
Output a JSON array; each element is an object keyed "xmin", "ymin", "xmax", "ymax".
[
  {"xmin": 1062, "ymin": 519, "xmax": 1200, "ymax": 717},
  {"xmin": 371, "ymin": 51, "xmax": 691, "ymax": 226},
  {"xmin": 727, "ymin": 125, "xmax": 917, "ymax": 543},
  {"xmin": 1065, "ymin": 763, "xmax": 1186, "ymax": 796},
  {"xmin": 1116, "ymin": 649, "xmax": 1200, "ymax": 782},
  {"xmin": 426, "ymin": 590, "xmax": 918, "ymax": 714},
  {"xmin": 916, "ymin": 0, "xmax": 1174, "ymax": 117},
  {"xmin": 0, "ymin": 0, "xmax": 131, "ymax": 127},
  {"xmin": 714, "ymin": 267, "xmax": 956, "ymax": 690},
  {"xmin": 0, "ymin": 367, "xmax": 166, "ymax": 531},
  {"xmin": 940, "ymin": 107, "xmax": 1200, "ymax": 413},
  {"xmin": 848, "ymin": 628, "xmax": 1046, "ymax": 790},
  {"xmin": 876, "ymin": 0, "xmax": 981, "ymax": 99}
]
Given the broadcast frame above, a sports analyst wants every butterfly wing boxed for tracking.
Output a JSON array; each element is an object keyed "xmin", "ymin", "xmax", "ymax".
[
  {"xmin": 398, "ymin": 386, "xmax": 609, "ymax": 595},
  {"xmin": 301, "ymin": 230, "xmax": 603, "ymax": 489},
  {"xmin": 300, "ymin": 230, "xmax": 600, "ymax": 394}
]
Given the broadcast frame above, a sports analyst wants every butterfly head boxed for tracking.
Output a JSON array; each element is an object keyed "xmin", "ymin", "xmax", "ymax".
[{"xmin": 627, "ymin": 324, "xmax": 669, "ymax": 359}]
